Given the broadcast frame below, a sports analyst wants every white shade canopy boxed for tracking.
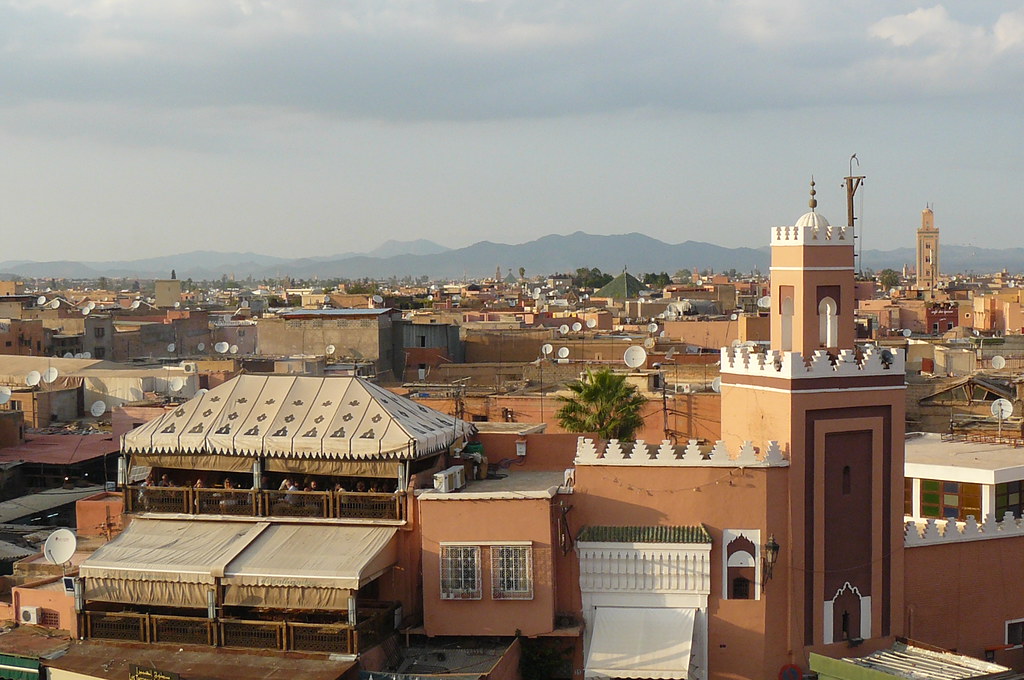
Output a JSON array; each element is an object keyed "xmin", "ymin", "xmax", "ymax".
[{"xmin": 124, "ymin": 374, "xmax": 473, "ymax": 460}]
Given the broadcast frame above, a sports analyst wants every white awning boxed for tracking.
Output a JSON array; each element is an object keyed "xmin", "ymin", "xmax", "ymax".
[
  {"xmin": 124, "ymin": 374, "xmax": 473, "ymax": 460},
  {"xmin": 586, "ymin": 607, "xmax": 695, "ymax": 679}
]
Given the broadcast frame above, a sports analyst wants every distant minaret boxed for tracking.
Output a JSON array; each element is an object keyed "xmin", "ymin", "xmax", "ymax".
[{"xmin": 916, "ymin": 206, "xmax": 939, "ymax": 289}]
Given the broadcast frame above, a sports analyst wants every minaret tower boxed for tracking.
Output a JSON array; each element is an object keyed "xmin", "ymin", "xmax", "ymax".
[
  {"xmin": 719, "ymin": 180, "xmax": 906, "ymax": 666},
  {"xmin": 916, "ymin": 206, "xmax": 939, "ymax": 289}
]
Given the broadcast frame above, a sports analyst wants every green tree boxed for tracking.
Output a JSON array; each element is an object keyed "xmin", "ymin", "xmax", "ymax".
[
  {"xmin": 518, "ymin": 266, "xmax": 526, "ymax": 280},
  {"xmin": 878, "ymin": 268, "xmax": 900, "ymax": 290},
  {"xmin": 673, "ymin": 269, "xmax": 693, "ymax": 284},
  {"xmin": 642, "ymin": 272, "xmax": 671, "ymax": 288},
  {"xmin": 555, "ymin": 368, "xmax": 647, "ymax": 441}
]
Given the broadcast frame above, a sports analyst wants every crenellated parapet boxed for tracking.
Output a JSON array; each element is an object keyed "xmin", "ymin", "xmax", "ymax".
[
  {"xmin": 574, "ymin": 436, "xmax": 789, "ymax": 467},
  {"xmin": 772, "ymin": 224, "xmax": 848, "ymax": 245},
  {"xmin": 719, "ymin": 346, "xmax": 905, "ymax": 380},
  {"xmin": 905, "ymin": 513, "xmax": 1024, "ymax": 546}
]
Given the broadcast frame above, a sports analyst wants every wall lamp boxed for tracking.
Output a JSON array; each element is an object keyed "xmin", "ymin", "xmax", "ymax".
[{"xmin": 761, "ymin": 533, "xmax": 781, "ymax": 586}]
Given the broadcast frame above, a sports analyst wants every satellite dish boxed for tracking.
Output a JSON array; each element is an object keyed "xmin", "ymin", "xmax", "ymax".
[
  {"xmin": 43, "ymin": 529, "xmax": 77, "ymax": 566},
  {"xmin": 167, "ymin": 343, "xmax": 176, "ymax": 353},
  {"xmin": 559, "ymin": 325, "xmax": 569, "ymax": 335},
  {"xmin": 50, "ymin": 299, "xmax": 60, "ymax": 309},
  {"xmin": 36, "ymin": 296, "xmax": 46, "ymax": 306},
  {"xmin": 557, "ymin": 347, "xmax": 570, "ymax": 359},
  {"xmin": 902, "ymin": 329, "xmax": 912, "ymax": 338},
  {"xmin": 541, "ymin": 343, "xmax": 553, "ymax": 356},
  {"xmin": 643, "ymin": 337, "xmax": 655, "ymax": 349},
  {"xmin": 326, "ymin": 344, "xmax": 336, "ymax": 355},
  {"xmin": 427, "ymin": 295, "xmax": 434, "ymax": 301},
  {"xmin": 533, "ymin": 288, "xmax": 542, "ymax": 299},
  {"xmin": 130, "ymin": 300, "xmax": 141, "ymax": 310},
  {"xmin": 571, "ymin": 322, "xmax": 582, "ymax": 332},
  {"xmin": 973, "ymin": 329, "xmax": 981, "ymax": 337},
  {"xmin": 86, "ymin": 301, "xmax": 96, "ymax": 312},
  {"xmin": 992, "ymin": 398, "xmax": 1013, "ymax": 419},
  {"xmin": 197, "ymin": 342, "xmax": 205, "ymax": 351},
  {"xmin": 586, "ymin": 318, "xmax": 597, "ymax": 329},
  {"xmin": 623, "ymin": 346, "xmax": 647, "ymax": 369},
  {"xmin": 195, "ymin": 388, "xmax": 209, "ymax": 398},
  {"xmin": 372, "ymin": 294, "xmax": 384, "ymax": 305},
  {"xmin": 81, "ymin": 307, "xmax": 90, "ymax": 316},
  {"xmin": 174, "ymin": 301, "xmax": 181, "ymax": 308},
  {"xmin": 215, "ymin": 342, "xmax": 229, "ymax": 354},
  {"xmin": 63, "ymin": 352, "xmax": 73, "ymax": 359},
  {"xmin": 730, "ymin": 313, "xmax": 738, "ymax": 321},
  {"xmin": 659, "ymin": 330, "xmax": 667, "ymax": 337},
  {"xmin": 993, "ymin": 355, "xmax": 1007, "ymax": 369},
  {"xmin": 647, "ymin": 322, "xmax": 659, "ymax": 333},
  {"xmin": 229, "ymin": 344, "xmax": 239, "ymax": 355},
  {"xmin": 25, "ymin": 371, "xmax": 40, "ymax": 387},
  {"xmin": 90, "ymin": 400, "xmax": 107, "ymax": 417},
  {"xmin": 82, "ymin": 352, "xmax": 91, "ymax": 359},
  {"xmin": 42, "ymin": 367, "xmax": 58, "ymax": 384},
  {"xmin": 169, "ymin": 377, "xmax": 185, "ymax": 392},
  {"xmin": 0, "ymin": 387, "xmax": 10, "ymax": 405},
  {"xmin": 712, "ymin": 377, "xmax": 722, "ymax": 393},
  {"xmin": 757, "ymin": 296, "xmax": 771, "ymax": 310},
  {"xmin": 73, "ymin": 353, "xmax": 83, "ymax": 359}
]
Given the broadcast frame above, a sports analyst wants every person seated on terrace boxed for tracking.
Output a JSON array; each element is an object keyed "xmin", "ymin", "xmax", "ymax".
[
  {"xmin": 333, "ymin": 482, "xmax": 348, "ymax": 493},
  {"xmin": 305, "ymin": 479, "xmax": 320, "ymax": 492},
  {"xmin": 355, "ymin": 480, "xmax": 368, "ymax": 493},
  {"xmin": 158, "ymin": 473, "xmax": 173, "ymax": 487}
]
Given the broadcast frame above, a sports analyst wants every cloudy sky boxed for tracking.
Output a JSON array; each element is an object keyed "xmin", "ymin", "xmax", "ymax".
[{"xmin": 1, "ymin": 1, "xmax": 1022, "ymax": 261}]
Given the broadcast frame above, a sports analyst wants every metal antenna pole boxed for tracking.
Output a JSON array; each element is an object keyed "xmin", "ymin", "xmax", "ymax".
[{"xmin": 845, "ymin": 154, "xmax": 866, "ymax": 275}]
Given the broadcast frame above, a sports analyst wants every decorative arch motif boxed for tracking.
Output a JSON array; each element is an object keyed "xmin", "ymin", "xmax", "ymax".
[
  {"xmin": 781, "ymin": 296, "xmax": 794, "ymax": 351},
  {"xmin": 818, "ymin": 297, "xmax": 838, "ymax": 348},
  {"xmin": 823, "ymin": 581, "xmax": 871, "ymax": 644}
]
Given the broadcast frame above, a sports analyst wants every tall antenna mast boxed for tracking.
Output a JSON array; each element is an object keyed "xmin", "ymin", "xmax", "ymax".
[{"xmin": 845, "ymin": 154, "xmax": 866, "ymax": 275}]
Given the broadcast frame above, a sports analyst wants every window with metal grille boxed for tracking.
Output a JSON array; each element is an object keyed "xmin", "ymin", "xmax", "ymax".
[
  {"xmin": 440, "ymin": 545, "xmax": 481, "ymax": 600},
  {"xmin": 39, "ymin": 609, "xmax": 60, "ymax": 627},
  {"xmin": 490, "ymin": 545, "xmax": 533, "ymax": 600}
]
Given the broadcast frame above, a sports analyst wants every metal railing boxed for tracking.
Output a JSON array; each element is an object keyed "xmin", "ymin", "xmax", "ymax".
[
  {"xmin": 82, "ymin": 606, "xmax": 397, "ymax": 655},
  {"xmin": 125, "ymin": 486, "xmax": 406, "ymax": 521}
]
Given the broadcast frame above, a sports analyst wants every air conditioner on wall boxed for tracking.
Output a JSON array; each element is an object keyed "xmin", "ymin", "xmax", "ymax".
[
  {"xmin": 19, "ymin": 606, "xmax": 40, "ymax": 625},
  {"xmin": 433, "ymin": 466, "xmax": 466, "ymax": 493},
  {"xmin": 181, "ymin": 362, "xmax": 197, "ymax": 374}
]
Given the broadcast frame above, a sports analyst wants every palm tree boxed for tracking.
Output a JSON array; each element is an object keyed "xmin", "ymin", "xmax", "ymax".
[{"xmin": 555, "ymin": 368, "xmax": 647, "ymax": 441}]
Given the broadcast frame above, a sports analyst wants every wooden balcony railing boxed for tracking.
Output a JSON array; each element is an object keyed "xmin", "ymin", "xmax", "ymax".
[
  {"xmin": 81, "ymin": 606, "xmax": 397, "ymax": 655},
  {"xmin": 125, "ymin": 486, "xmax": 406, "ymax": 521}
]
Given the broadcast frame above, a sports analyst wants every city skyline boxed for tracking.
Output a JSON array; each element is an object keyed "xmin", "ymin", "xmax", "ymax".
[{"xmin": 2, "ymin": 1, "xmax": 1023, "ymax": 260}]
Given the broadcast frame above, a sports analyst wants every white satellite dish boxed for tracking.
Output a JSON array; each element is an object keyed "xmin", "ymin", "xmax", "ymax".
[
  {"xmin": 86, "ymin": 301, "xmax": 96, "ymax": 312},
  {"xmin": 659, "ymin": 330, "xmax": 667, "ymax": 338},
  {"xmin": 647, "ymin": 322, "xmax": 659, "ymax": 333},
  {"xmin": 81, "ymin": 307, "xmax": 90, "ymax": 316},
  {"xmin": 533, "ymin": 288, "xmax": 542, "ymax": 299},
  {"xmin": 757, "ymin": 296, "xmax": 771, "ymax": 310},
  {"xmin": 712, "ymin": 377, "xmax": 722, "ymax": 393},
  {"xmin": 623, "ymin": 346, "xmax": 647, "ymax": 369},
  {"xmin": 558, "ymin": 324, "xmax": 569, "ymax": 335},
  {"xmin": 541, "ymin": 343, "xmax": 553, "ymax": 356},
  {"xmin": 571, "ymin": 322, "xmax": 582, "ymax": 333},
  {"xmin": 557, "ymin": 347, "xmax": 570, "ymax": 359},
  {"xmin": 427, "ymin": 295, "xmax": 434, "ymax": 301},
  {"xmin": 49, "ymin": 299, "xmax": 60, "ymax": 310},
  {"xmin": 196, "ymin": 342, "xmax": 205, "ymax": 352},
  {"xmin": 169, "ymin": 377, "xmax": 185, "ymax": 392},
  {"xmin": 167, "ymin": 343, "xmax": 176, "ymax": 353},
  {"xmin": 174, "ymin": 301, "xmax": 181, "ymax": 309},
  {"xmin": 665, "ymin": 347, "xmax": 677, "ymax": 360},
  {"xmin": 215, "ymin": 342, "xmax": 229, "ymax": 354},
  {"xmin": 63, "ymin": 352, "xmax": 73, "ymax": 359},
  {"xmin": 973, "ymin": 329, "xmax": 981, "ymax": 337},
  {"xmin": 0, "ymin": 387, "xmax": 10, "ymax": 405},
  {"xmin": 90, "ymin": 400, "xmax": 107, "ymax": 417},
  {"xmin": 36, "ymin": 296, "xmax": 46, "ymax": 306},
  {"xmin": 42, "ymin": 367, "xmax": 59, "ymax": 384},
  {"xmin": 730, "ymin": 313, "xmax": 738, "ymax": 321},
  {"xmin": 372, "ymin": 294, "xmax": 384, "ymax": 305},
  {"xmin": 993, "ymin": 355, "xmax": 1007, "ymax": 370},
  {"xmin": 43, "ymin": 529, "xmax": 77, "ymax": 566},
  {"xmin": 326, "ymin": 344, "xmax": 336, "ymax": 355},
  {"xmin": 902, "ymin": 329, "xmax": 912, "ymax": 338},
  {"xmin": 992, "ymin": 398, "xmax": 1013, "ymax": 419},
  {"xmin": 643, "ymin": 337, "xmax": 655, "ymax": 349},
  {"xmin": 229, "ymin": 344, "xmax": 239, "ymax": 355},
  {"xmin": 130, "ymin": 300, "xmax": 141, "ymax": 310},
  {"xmin": 73, "ymin": 353, "xmax": 83, "ymax": 359},
  {"xmin": 82, "ymin": 351, "xmax": 91, "ymax": 359},
  {"xmin": 586, "ymin": 318, "xmax": 597, "ymax": 329},
  {"xmin": 25, "ymin": 371, "xmax": 40, "ymax": 387}
]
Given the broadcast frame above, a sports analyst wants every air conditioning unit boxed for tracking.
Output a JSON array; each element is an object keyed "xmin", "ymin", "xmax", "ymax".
[
  {"xmin": 675, "ymin": 383, "xmax": 691, "ymax": 394},
  {"xmin": 181, "ymin": 362, "xmax": 197, "ymax": 374},
  {"xmin": 433, "ymin": 466, "xmax": 466, "ymax": 493},
  {"xmin": 19, "ymin": 606, "xmax": 41, "ymax": 625}
]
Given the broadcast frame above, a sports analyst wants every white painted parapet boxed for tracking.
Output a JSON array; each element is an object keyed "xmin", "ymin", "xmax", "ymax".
[
  {"xmin": 574, "ymin": 436, "xmax": 789, "ymax": 467},
  {"xmin": 905, "ymin": 512, "xmax": 1024, "ymax": 546},
  {"xmin": 719, "ymin": 346, "xmax": 905, "ymax": 380},
  {"xmin": 771, "ymin": 224, "xmax": 848, "ymax": 245}
]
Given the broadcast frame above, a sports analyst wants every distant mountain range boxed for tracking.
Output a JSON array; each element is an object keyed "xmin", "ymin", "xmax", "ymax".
[{"xmin": 0, "ymin": 234, "xmax": 1021, "ymax": 281}]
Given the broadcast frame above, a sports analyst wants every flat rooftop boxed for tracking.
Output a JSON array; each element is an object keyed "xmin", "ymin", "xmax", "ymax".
[
  {"xmin": 905, "ymin": 432, "xmax": 1024, "ymax": 485},
  {"xmin": 472, "ymin": 422, "xmax": 547, "ymax": 435},
  {"xmin": 419, "ymin": 470, "xmax": 564, "ymax": 500}
]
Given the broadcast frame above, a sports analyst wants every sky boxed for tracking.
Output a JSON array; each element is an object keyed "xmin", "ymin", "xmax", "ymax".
[{"xmin": 1, "ymin": 1, "xmax": 1023, "ymax": 261}]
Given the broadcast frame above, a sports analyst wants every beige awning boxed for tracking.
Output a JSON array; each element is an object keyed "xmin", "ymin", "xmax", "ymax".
[
  {"xmin": 586, "ymin": 607, "xmax": 695, "ymax": 679},
  {"xmin": 221, "ymin": 524, "xmax": 397, "ymax": 609},
  {"xmin": 124, "ymin": 374, "xmax": 474, "ymax": 460},
  {"xmin": 80, "ymin": 520, "xmax": 264, "ymax": 608}
]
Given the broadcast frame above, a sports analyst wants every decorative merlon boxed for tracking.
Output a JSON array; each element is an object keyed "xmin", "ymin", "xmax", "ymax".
[
  {"xmin": 719, "ymin": 346, "xmax": 905, "ymax": 380},
  {"xmin": 904, "ymin": 513, "xmax": 1024, "ymax": 546},
  {"xmin": 772, "ymin": 224, "xmax": 848, "ymax": 245},
  {"xmin": 574, "ymin": 436, "xmax": 789, "ymax": 467}
]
